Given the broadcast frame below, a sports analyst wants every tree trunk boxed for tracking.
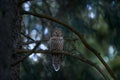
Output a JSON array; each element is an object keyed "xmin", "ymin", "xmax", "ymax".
[{"xmin": 0, "ymin": 0, "xmax": 21, "ymax": 80}]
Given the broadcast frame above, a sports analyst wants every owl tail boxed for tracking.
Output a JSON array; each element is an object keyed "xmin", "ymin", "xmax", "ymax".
[{"xmin": 52, "ymin": 55, "xmax": 61, "ymax": 71}]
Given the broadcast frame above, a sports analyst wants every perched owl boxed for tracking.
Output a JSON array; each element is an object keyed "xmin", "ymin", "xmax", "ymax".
[{"xmin": 48, "ymin": 28, "xmax": 64, "ymax": 71}]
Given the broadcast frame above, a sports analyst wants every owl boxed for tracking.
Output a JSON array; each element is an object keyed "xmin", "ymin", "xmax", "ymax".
[{"xmin": 48, "ymin": 28, "xmax": 64, "ymax": 71}]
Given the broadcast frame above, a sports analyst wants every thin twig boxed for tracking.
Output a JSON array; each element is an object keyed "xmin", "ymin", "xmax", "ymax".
[
  {"xmin": 21, "ymin": 11, "xmax": 116, "ymax": 80},
  {"xmin": 16, "ymin": 49, "xmax": 108, "ymax": 80},
  {"xmin": 21, "ymin": 32, "xmax": 35, "ymax": 41},
  {"xmin": 21, "ymin": 38, "xmax": 79, "ymax": 45},
  {"xmin": 20, "ymin": 32, "xmax": 79, "ymax": 45},
  {"xmin": 11, "ymin": 40, "xmax": 41, "ymax": 67}
]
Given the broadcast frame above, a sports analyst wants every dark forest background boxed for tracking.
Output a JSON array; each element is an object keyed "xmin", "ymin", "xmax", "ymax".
[{"xmin": 14, "ymin": 0, "xmax": 120, "ymax": 80}]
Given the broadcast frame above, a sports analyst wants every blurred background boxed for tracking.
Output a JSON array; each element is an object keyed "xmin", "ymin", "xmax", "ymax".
[{"xmin": 20, "ymin": 0, "xmax": 120, "ymax": 80}]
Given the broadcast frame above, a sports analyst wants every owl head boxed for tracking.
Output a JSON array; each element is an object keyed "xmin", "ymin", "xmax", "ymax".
[{"xmin": 52, "ymin": 28, "xmax": 63, "ymax": 37}]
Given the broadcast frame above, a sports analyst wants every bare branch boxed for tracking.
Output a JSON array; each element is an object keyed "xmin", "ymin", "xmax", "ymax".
[
  {"xmin": 21, "ymin": 38, "xmax": 79, "ymax": 45},
  {"xmin": 16, "ymin": 49, "xmax": 108, "ymax": 80},
  {"xmin": 20, "ymin": 32, "xmax": 79, "ymax": 45},
  {"xmin": 11, "ymin": 40, "xmax": 41, "ymax": 67},
  {"xmin": 22, "ymin": 41, "xmax": 40, "ymax": 45},
  {"xmin": 21, "ymin": 32, "xmax": 35, "ymax": 41},
  {"xmin": 21, "ymin": 11, "xmax": 116, "ymax": 80}
]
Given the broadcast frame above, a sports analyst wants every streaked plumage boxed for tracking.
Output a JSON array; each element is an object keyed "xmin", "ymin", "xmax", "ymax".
[{"xmin": 48, "ymin": 28, "xmax": 64, "ymax": 71}]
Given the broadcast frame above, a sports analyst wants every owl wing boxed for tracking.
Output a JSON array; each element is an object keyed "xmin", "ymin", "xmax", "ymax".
[
  {"xmin": 48, "ymin": 37, "xmax": 57, "ymax": 51},
  {"xmin": 58, "ymin": 38, "xmax": 64, "ymax": 51},
  {"xmin": 49, "ymin": 37, "xmax": 63, "ymax": 51},
  {"xmin": 48, "ymin": 37, "xmax": 64, "ymax": 71}
]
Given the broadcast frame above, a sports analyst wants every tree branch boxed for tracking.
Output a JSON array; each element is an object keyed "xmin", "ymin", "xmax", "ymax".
[
  {"xmin": 11, "ymin": 40, "xmax": 41, "ymax": 67},
  {"xmin": 21, "ymin": 38, "xmax": 79, "ymax": 45},
  {"xmin": 21, "ymin": 31, "xmax": 79, "ymax": 45},
  {"xmin": 16, "ymin": 49, "xmax": 108, "ymax": 80},
  {"xmin": 21, "ymin": 11, "xmax": 116, "ymax": 80},
  {"xmin": 21, "ymin": 32, "xmax": 35, "ymax": 41}
]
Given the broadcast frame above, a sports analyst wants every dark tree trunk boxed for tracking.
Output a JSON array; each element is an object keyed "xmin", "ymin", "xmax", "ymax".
[{"xmin": 0, "ymin": 0, "xmax": 21, "ymax": 80}]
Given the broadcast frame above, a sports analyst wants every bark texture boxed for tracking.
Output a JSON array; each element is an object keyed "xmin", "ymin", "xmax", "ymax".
[{"xmin": 0, "ymin": 0, "xmax": 21, "ymax": 80}]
